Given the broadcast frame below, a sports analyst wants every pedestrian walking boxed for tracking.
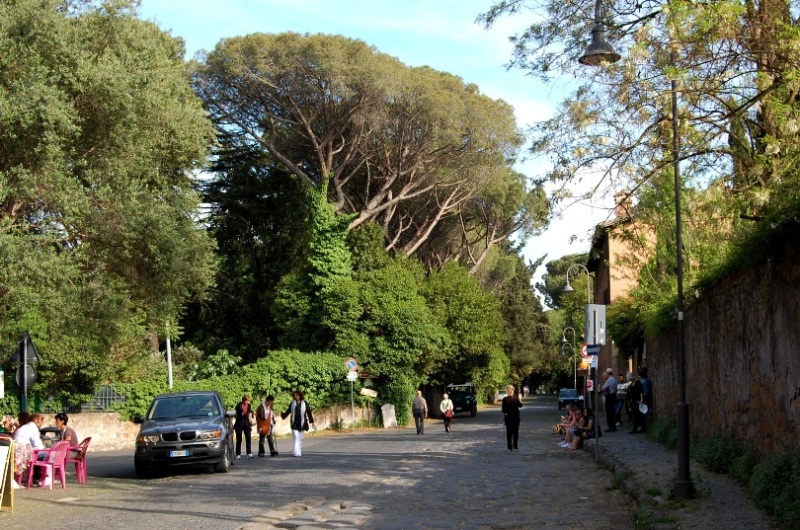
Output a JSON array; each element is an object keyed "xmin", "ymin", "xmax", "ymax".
[
  {"xmin": 234, "ymin": 394, "xmax": 255, "ymax": 459},
  {"xmin": 256, "ymin": 394, "xmax": 279, "ymax": 457},
  {"xmin": 440, "ymin": 393, "xmax": 454, "ymax": 433},
  {"xmin": 412, "ymin": 390, "xmax": 428, "ymax": 434},
  {"xmin": 601, "ymin": 368, "xmax": 617, "ymax": 432},
  {"xmin": 280, "ymin": 390, "xmax": 315, "ymax": 456},
  {"xmin": 501, "ymin": 384, "xmax": 522, "ymax": 451}
]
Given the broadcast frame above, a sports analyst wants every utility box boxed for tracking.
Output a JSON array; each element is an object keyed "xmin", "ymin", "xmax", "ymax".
[{"xmin": 584, "ymin": 304, "xmax": 607, "ymax": 345}]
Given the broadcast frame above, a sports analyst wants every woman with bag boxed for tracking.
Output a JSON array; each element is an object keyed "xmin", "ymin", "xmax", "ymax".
[
  {"xmin": 256, "ymin": 394, "xmax": 279, "ymax": 457},
  {"xmin": 234, "ymin": 394, "xmax": 255, "ymax": 459},
  {"xmin": 280, "ymin": 390, "xmax": 315, "ymax": 457},
  {"xmin": 440, "ymin": 393, "xmax": 454, "ymax": 433}
]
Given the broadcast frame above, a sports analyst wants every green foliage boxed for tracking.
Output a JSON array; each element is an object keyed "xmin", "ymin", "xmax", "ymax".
[
  {"xmin": 730, "ymin": 448, "xmax": 759, "ymax": 485},
  {"xmin": 185, "ymin": 349, "xmax": 241, "ymax": 381},
  {"xmin": 496, "ymin": 253, "xmax": 550, "ymax": 384},
  {"xmin": 193, "ymin": 31, "xmax": 539, "ymax": 270},
  {"xmin": 272, "ymin": 181, "xmax": 357, "ymax": 351},
  {"xmin": 113, "ymin": 349, "xmax": 350, "ymax": 419},
  {"xmin": 354, "ymin": 258, "xmax": 448, "ymax": 404},
  {"xmin": 0, "ymin": 0, "xmax": 215, "ymax": 395},
  {"xmin": 422, "ymin": 262, "xmax": 508, "ymax": 394},
  {"xmin": 749, "ymin": 453, "xmax": 800, "ymax": 529},
  {"xmin": 535, "ymin": 253, "xmax": 589, "ymax": 311},
  {"xmin": 648, "ymin": 417, "xmax": 678, "ymax": 450},
  {"xmin": 691, "ymin": 431, "xmax": 746, "ymax": 475},
  {"xmin": 606, "ymin": 297, "xmax": 646, "ymax": 361}
]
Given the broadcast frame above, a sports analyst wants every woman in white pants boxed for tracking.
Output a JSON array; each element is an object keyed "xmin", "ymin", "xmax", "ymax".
[{"xmin": 280, "ymin": 390, "xmax": 315, "ymax": 456}]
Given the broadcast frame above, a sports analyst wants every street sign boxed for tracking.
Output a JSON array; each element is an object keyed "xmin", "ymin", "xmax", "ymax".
[
  {"xmin": 359, "ymin": 388, "xmax": 378, "ymax": 398},
  {"xmin": 586, "ymin": 380, "xmax": 594, "ymax": 391},
  {"xmin": 585, "ymin": 344, "xmax": 602, "ymax": 355},
  {"xmin": 11, "ymin": 332, "xmax": 39, "ymax": 363},
  {"xmin": 345, "ymin": 357, "xmax": 358, "ymax": 372},
  {"xmin": 15, "ymin": 364, "xmax": 37, "ymax": 389},
  {"xmin": 580, "ymin": 343, "xmax": 589, "ymax": 357},
  {"xmin": 346, "ymin": 371, "xmax": 358, "ymax": 382}
]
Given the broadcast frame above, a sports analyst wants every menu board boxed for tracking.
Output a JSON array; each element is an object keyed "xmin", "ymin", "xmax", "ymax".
[{"xmin": 0, "ymin": 438, "xmax": 13, "ymax": 512}]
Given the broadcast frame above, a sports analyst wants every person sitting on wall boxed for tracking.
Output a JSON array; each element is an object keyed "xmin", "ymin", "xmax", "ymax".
[{"xmin": 567, "ymin": 407, "xmax": 597, "ymax": 450}]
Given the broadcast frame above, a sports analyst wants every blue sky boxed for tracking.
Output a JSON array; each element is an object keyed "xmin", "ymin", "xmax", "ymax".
[{"xmin": 139, "ymin": 0, "xmax": 611, "ymax": 293}]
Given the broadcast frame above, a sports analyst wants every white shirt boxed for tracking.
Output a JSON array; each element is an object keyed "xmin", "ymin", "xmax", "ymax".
[{"xmin": 13, "ymin": 421, "xmax": 45, "ymax": 450}]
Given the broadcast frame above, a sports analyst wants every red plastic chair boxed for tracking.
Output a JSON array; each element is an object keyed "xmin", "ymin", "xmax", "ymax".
[
  {"xmin": 66, "ymin": 437, "xmax": 91, "ymax": 484},
  {"xmin": 27, "ymin": 440, "xmax": 70, "ymax": 489}
]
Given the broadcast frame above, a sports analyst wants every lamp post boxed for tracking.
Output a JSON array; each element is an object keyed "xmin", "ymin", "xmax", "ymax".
[
  {"xmin": 578, "ymin": 0, "xmax": 693, "ymax": 498},
  {"xmin": 562, "ymin": 326, "xmax": 577, "ymax": 389},
  {"xmin": 563, "ymin": 263, "xmax": 592, "ymax": 305},
  {"xmin": 562, "ymin": 263, "xmax": 598, "ymax": 458}
]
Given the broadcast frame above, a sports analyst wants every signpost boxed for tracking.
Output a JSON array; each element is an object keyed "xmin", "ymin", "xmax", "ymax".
[
  {"xmin": 11, "ymin": 332, "xmax": 39, "ymax": 412},
  {"xmin": 345, "ymin": 358, "xmax": 358, "ymax": 429}
]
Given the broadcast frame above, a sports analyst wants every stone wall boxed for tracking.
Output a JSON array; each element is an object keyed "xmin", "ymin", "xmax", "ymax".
[
  {"xmin": 40, "ymin": 403, "xmax": 378, "ymax": 452},
  {"xmin": 645, "ymin": 243, "xmax": 800, "ymax": 454}
]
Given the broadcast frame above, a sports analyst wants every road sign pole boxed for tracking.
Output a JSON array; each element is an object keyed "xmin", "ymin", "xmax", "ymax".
[
  {"xmin": 21, "ymin": 337, "xmax": 27, "ymax": 412},
  {"xmin": 351, "ymin": 381, "xmax": 355, "ymax": 430}
]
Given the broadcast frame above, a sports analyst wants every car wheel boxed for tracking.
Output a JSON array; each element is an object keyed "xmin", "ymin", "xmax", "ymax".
[
  {"xmin": 134, "ymin": 459, "xmax": 152, "ymax": 479},
  {"xmin": 214, "ymin": 440, "xmax": 232, "ymax": 473}
]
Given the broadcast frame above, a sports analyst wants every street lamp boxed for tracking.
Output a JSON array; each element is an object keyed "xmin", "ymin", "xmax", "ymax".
[
  {"xmin": 563, "ymin": 263, "xmax": 592, "ymax": 305},
  {"xmin": 578, "ymin": 0, "xmax": 621, "ymax": 66},
  {"xmin": 578, "ymin": 1, "xmax": 693, "ymax": 498},
  {"xmin": 562, "ymin": 326, "xmax": 577, "ymax": 389}
]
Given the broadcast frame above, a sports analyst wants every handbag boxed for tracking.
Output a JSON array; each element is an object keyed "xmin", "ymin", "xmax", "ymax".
[
  {"xmin": 444, "ymin": 409, "xmax": 453, "ymax": 418},
  {"xmin": 257, "ymin": 404, "xmax": 272, "ymax": 435}
]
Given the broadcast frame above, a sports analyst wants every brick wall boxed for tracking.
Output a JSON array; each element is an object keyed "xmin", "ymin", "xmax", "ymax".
[
  {"xmin": 41, "ymin": 403, "xmax": 377, "ymax": 452},
  {"xmin": 645, "ymin": 243, "xmax": 800, "ymax": 454}
]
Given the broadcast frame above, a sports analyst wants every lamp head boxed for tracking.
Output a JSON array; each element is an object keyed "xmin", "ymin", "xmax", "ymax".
[
  {"xmin": 563, "ymin": 281, "xmax": 575, "ymax": 293},
  {"xmin": 578, "ymin": 24, "xmax": 621, "ymax": 66}
]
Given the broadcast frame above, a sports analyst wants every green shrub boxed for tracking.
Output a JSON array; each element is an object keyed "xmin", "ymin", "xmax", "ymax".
[
  {"xmin": 648, "ymin": 417, "xmax": 677, "ymax": 449},
  {"xmin": 692, "ymin": 431, "xmax": 745, "ymax": 474},
  {"xmin": 112, "ymin": 349, "xmax": 355, "ymax": 420},
  {"xmin": 730, "ymin": 448, "xmax": 759, "ymax": 484},
  {"xmin": 749, "ymin": 453, "xmax": 800, "ymax": 529}
]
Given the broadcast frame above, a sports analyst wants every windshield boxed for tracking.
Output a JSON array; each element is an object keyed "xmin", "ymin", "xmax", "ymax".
[
  {"xmin": 148, "ymin": 395, "xmax": 221, "ymax": 420},
  {"xmin": 560, "ymin": 389, "xmax": 578, "ymax": 398}
]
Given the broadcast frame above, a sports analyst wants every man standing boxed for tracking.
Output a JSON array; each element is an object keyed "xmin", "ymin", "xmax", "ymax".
[
  {"xmin": 412, "ymin": 390, "xmax": 428, "ymax": 435},
  {"xmin": 601, "ymin": 368, "xmax": 617, "ymax": 432}
]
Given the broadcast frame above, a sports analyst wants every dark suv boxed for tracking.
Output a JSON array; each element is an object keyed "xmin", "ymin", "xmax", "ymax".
[
  {"xmin": 133, "ymin": 390, "xmax": 235, "ymax": 478},
  {"xmin": 446, "ymin": 383, "xmax": 478, "ymax": 417},
  {"xmin": 557, "ymin": 388, "xmax": 584, "ymax": 410}
]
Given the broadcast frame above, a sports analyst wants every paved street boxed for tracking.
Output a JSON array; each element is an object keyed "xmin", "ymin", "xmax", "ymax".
[{"xmin": 1, "ymin": 395, "xmax": 634, "ymax": 529}]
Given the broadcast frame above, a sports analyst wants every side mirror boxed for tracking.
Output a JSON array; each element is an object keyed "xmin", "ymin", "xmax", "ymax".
[{"xmin": 133, "ymin": 414, "xmax": 144, "ymax": 424}]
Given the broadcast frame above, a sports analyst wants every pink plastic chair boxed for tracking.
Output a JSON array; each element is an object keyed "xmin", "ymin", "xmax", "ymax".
[
  {"xmin": 27, "ymin": 440, "xmax": 70, "ymax": 489},
  {"xmin": 66, "ymin": 437, "xmax": 91, "ymax": 484}
]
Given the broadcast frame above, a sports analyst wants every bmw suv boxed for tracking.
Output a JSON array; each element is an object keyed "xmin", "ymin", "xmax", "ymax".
[{"xmin": 133, "ymin": 390, "xmax": 235, "ymax": 478}]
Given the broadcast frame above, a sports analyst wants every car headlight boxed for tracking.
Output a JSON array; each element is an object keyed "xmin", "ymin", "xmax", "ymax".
[
  {"xmin": 196, "ymin": 429, "xmax": 223, "ymax": 441},
  {"xmin": 138, "ymin": 434, "xmax": 160, "ymax": 443}
]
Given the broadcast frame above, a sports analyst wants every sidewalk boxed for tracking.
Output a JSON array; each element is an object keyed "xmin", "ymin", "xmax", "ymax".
[{"xmin": 585, "ymin": 422, "xmax": 776, "ymax": 529}]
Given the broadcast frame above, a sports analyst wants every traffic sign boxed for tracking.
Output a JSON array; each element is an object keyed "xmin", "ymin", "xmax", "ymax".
[
  {"xmin": 345, "ymin": 357, "xmax": 358, "ymax": 372},
  {"xmin": 580, "ymin": 343, "xmax": 589, "ymax": 357},
  {"xmin": 585, "ymin": 344, "xmax": 602, "ymax": 355},
  {"xmin": 15, "ymin": 364, "xmax": 37, "ymax": 388},
  {"xmin": 346, "ymin": 371, "xmax": 358, "ymax": 382}
]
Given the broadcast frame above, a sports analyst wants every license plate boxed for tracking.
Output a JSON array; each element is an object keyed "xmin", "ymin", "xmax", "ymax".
[{"xmin": 169, "ymin": 450, "xmax": 189, "ymax": 457}]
